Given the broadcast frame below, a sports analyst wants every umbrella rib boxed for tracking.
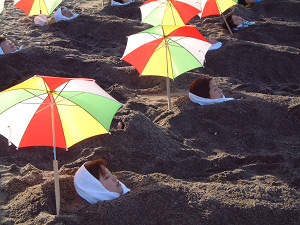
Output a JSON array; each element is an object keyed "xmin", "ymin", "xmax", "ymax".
[
  {"xmin": 23, "ymin": 89, "xmax": 48, "ymax": 102},
  {"xmin": 53, "ymin": 81, "xmax": 70, "ymax": 102}
]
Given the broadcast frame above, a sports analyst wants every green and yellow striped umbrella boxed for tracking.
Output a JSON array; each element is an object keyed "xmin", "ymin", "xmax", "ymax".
[{"xmin": 14, "ymin": 0, "xmax": 61, "ymax": 16}]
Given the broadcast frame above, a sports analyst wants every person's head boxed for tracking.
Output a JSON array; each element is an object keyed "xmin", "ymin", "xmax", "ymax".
[
  {"xmin": 0, "ymin": 37, "xmax": 17, "ymax": 54},
  {"xmin": 84, "ymin": 158, "xmax": 123, "ymax": 194},
  {"xmin": 238, "ymin": 0, "xmax": 255, "ymax": 5},
  {"xmin": 189, "ymin": 77, "xmax": 223, "ymax": 99},
  {"xmin": 223, "ymin": 15, "xmax": 245, "ymax": 30},
  {"xmin": 61, "ymin": 7, "xmax": 73, "ymax": 18}
]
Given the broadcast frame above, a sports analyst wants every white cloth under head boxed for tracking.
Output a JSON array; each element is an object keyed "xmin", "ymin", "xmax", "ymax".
[
  {"xmin": 189, "ymin": 92, "xmax": 234, "ymax": 106},
  {"xmin": 0, "ymin": 45, "xmax": 23, "ymax": 55},
  {"xmin": 74, "ymin": 163, "xmax": 130, "ymax": 204},
  {"xmin": 54, "ymin": 7, "xmax": 79, "ymax": 22},
  {"xmin": 111, "ymin": 0, "xmax": 134, "ymax": 6},
  {"xmin": 208, "ymin": 42, "xmax": 222, "ymax": 51}
]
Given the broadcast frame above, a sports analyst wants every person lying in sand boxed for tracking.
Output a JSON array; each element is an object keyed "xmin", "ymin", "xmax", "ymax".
[
  {"xmin": 189, "ymin": 77, "xmax": 234, "ymax": 106},
  {"xmin": 238, "ymin": 0, "xmax": 262, "ymax": 8},
  {"xmin": 54, "ymin": 6, "xmax": 79, "ymax": 22},
  {"xmin": 223, "ymin": 14, "xmax": 255, "ymax": 31},
  {"xmin": 0, "ymin": 36, "xmax": 22, "ymax": 55},
  {"xmin": 111, "ymin": 0, "xmax": 135, "ymax": 6},
  {"xmin": 74, "ymin": 157, "xmax": 130, "ymax": 204}
]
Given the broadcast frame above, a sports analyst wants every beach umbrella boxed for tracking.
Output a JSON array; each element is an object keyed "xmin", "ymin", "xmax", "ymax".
[
  {"xmin": 198, "ymin": 0, "xmax": 237, "ymax": 35},
  {"xmin": 0, "ymin": 75, "xmax": 123, "ymax": 215},
  {"xmin": 122, "ymin": 25, "xmax": 212, "ymax": 109},
  {"xmin": 140, "ymin": 0, "xmax": 202, "ymax": 26},
  {"xmin": 0, "ymin": 0, "xmax": 4, "ymax": 14},
  {"xmin": 14, "ymin": 0, "xmax": 61, "ymax": 16}
]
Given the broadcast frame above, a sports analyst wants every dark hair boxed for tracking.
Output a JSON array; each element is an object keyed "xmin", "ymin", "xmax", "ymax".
[
  {"xmin": 0, "ymin": 36, "xmax": 6, "ymax": 44},
  {"xmin": 223, "ymin": 15, "xmax": 237, "ymax": 30},
  {"xmin": 113, "ymin": 0, "xmax": 123, "ymax": 3},
  {"xmin": 84, "ymin": 158, "xmax": 108, "ymax": 180},
  {"xmin": 238, "ymin": 0, "xmax": 247, "ymax": 6},
  {"xmin": 189, "ymin": 77, "xmax": 212, "ymax": 98}
]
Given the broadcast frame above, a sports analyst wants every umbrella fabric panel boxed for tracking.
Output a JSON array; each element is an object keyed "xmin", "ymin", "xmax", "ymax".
[
  {"xmin": 36, "ymin": 75, "xmax": 76, "ymax": 91},
  {"xmin": 122, "ymin": 33, "xmax": 162, "ymax": 57},
  {"xmin": 0, "ymin": 89, "xmax": 45, "ymax": 114},
  {"xmin": 169, "ymin": 36, "xmax": 212, "ymax": 64},
  {"xmin": 58, "ymin": 92, "xmax": 123, "ymax": 131},
  {"xmin": 44, "ymin": 0, "xmax": 61, "ymax": 15},
  {"xmin": 0, "ymin": 0, "xmax": 4, "ymax": 13},
  {"xmin": 0, "ymin": 95, "xmax": 46, "ymax": 148},
  {"xmin": 141, "ymin": 0, "xmax": 185, "ymax": 26},
  {"xmin": 3, "ymin": 76, "xmax": 50, "ymax": 92},
  {"xmin": 122, "ymin": 37, "xmax": 163, "ymax": 74},
  {"xmin": 140, "ymin": 0, "xmax": 201, "ymax": 26},
  {"xmin": 167, "ymin": 39, "xmax": 204, "ymax": 79},
  {"xmin": 19, "ymin": 95, "xmax": 66, "ymax": 148},
  {"xmin": 53, "ymin": 95, "xmax": 109, "ymax": 148},
  {"xmin": 14, "ymin": 0, "xmax": 62, "ymax": 16},
  {"xmin": 55, "ymin": 79, "xmax": 119, "ymax": 103},
  {"xmin": 199, "ymin": 0, "xmax": 237, "ymax": 18},
  {"xmin": 140, "ymin": 38, "xmax": 174, "ymax": 78}
]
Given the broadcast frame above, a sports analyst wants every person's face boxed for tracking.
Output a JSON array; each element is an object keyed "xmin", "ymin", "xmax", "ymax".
[
  {"xmin": 99, "ymin": 167, "xmax": 123, "ymax": 194},
  {"xmin": 232, "ymin": 15, "xmax": 245, "ymax": 26},
  {"xmin": 0, "ymin": 40, "xmax": 17, "ymax": 54},
  {"xmin": 209, "ymin": 81, "xmax": 223, "ymax": 99},
  {"xmin": 61, "ymin": 8, "xmax": 73, "ymax": 18}
]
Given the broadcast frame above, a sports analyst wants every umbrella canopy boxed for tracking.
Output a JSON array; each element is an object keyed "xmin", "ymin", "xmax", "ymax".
[
  {"xmin": 122, "ymin": 25, "xmax": 211, "ymax": 80},
  {"xmin": 122, "ymin": 25, "xmax": 212, "ymax": 108},
  {"xmin": 198, "ymin": 0, "xmax": 237, "ymax": 18},
  {"xmin": 0, "ymin": 0, "xmax": 4, "ymax": 14},
  {"xmin": 140, "ymin": 0, "xmax": 202, "ymax": 26},
  {"xmin": 0, "ymin": 75, "xmax": 122, "ymax": 151},
  {"xmin": 0, "ymin": 75, "xmax": 123, "ymax": 215},
  {"xmin": 14, "ymin": 0, "xmax": 61, "ymax": 16}
]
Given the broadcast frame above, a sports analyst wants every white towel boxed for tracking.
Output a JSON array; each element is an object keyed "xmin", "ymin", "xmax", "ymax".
[
  {"xmin": 111, "ymin": 0, "xmax": 134, "ymax": 6},
  {"xmin": 0, "ymin": 45, "xmax": 23, "ymax": 55},
  {"xmin": 189, "ymin": 92, "xmax": 234, "ymax": 106},
  {"xmin": 208, "ymin": 42, "xmax": 222, "ymax": 51},
  {"xmin": 54, "ymin": 7, "xmax": 79, "ymax": 22},
  {"xmin": 74, "ymin": 163, "xmax": 130, "ymax": 204}
]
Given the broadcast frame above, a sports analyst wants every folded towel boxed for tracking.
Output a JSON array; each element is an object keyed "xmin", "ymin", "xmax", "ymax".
[
  {"xmin": 74, "ymin": 163, "xmax": 130, "ymax": 204},
  {"xmin": 189, "ymin": 92, "xmax": 234, "ymax": 106},
  {"xmin": 233, "ymin": 21, "xmax": 256, "ymax": 31},
  {"xmin": 54, "ymin": 7, "xmax": 79, "ymax": 22},
  {"xmin": 208, "ymin": 42, "xmax": 222, "ymax": 51},
  {"xmin": 111, "ymin": 0, "xmax": 134, "ymax": 6}
]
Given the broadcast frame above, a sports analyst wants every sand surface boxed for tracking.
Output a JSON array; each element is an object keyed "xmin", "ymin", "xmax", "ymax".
[{"xmin": 0, "ymin": 0, "xmax": 299, "ymax": 224}]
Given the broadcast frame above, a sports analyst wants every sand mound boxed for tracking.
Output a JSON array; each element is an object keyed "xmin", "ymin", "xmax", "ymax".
[{"xmin": 0, "ymin": 0, "xmax": 299, "ymax": 224}]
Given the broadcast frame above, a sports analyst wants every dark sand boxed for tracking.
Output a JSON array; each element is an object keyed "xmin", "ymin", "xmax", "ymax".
[{"xmin": 0, "ymin": 0, "xmax": 299, "ymax": 224}]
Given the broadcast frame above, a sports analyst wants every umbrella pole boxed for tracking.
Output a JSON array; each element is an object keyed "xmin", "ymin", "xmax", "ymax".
[
  {"xmin": 51, "ymin": 101, "xmax": 60, "ymax": 215},
  {"xmin": 166, "ymin": 77, "xmax": 171, "ymax": 110},
  {"xmin": 222, "ymin": 14, "xmax": 234, "ymax": 36},
  {"xmin": 53, "ymin": 159, "xmax": 60, "ymax": 215}
]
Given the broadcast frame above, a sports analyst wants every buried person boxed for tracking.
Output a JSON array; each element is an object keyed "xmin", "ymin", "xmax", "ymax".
[
  {"xmin": 223, "ymin": 14, "xmax": 256, "ymax": 31},
  {"xmin": 238, "ymin": 0, "xmax": 262, "ymax": 7},
  {"xmin": 111, "ymin": 0, "xmax": 135, "ymax": 6},
  {"xmin": 0, "ymin": 36, "xmax": 22, "ymax": 55},
  {"xmin": 189, "ymin": 77, "xmax": 234, "ymax": 106},
  {"xmin": 74, "ymin": 158, "xmax": 130, "ymax": 204},
  {"xmin": 54, "ymin": 6, "xmax": 79, "ymax": 22}
]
